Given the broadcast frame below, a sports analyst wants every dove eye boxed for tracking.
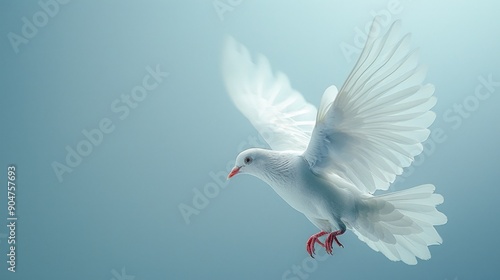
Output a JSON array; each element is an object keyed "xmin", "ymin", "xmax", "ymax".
[{"xmin": 244, "ymin": 156, "xmax": 252, "ymax": 164}]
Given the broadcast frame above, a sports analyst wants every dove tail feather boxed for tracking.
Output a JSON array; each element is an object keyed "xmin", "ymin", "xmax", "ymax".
[{"xmin": 351, "ymin": 184, "xmax": 447, "ymax": 265}]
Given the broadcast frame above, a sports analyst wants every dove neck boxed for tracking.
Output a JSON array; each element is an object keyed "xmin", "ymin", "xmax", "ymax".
[{"xmin": 256, "ymin": 150, "xmax": 299, "ymax": 187}]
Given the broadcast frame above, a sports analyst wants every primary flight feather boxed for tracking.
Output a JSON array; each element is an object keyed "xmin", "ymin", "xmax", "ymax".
[{"xmin": 222, "ymin": 17, "xmax": 447, "ymax": 265}]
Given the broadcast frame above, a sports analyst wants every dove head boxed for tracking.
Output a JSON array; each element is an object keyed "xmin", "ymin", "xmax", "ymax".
[
  {"xmin": 227, "ymin": 148, "xmax": 270, "ymax": 180},
  {"xmin": 227, "ymin": 148, "xmax": 296, "ymax": 185}
]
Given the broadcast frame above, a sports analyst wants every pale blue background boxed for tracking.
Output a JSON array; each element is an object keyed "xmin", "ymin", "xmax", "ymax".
[{"xmin": 1, "ymin": 0, "xmax": 499, "ymax": 279}]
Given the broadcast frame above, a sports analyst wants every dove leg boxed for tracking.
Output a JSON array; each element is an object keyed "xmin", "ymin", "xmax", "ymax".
[
  {"xmin": 306, "ymin": 231, "xmax": 328, "ymax": 257},
  {"xmin": 324, "ymin": 229, "xmax": 345, "ymax": 254}
]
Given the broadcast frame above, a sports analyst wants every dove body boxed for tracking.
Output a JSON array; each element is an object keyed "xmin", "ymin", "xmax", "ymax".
[{"xmin": 232, "ymin": 148, "xmax": 360, "ymax": 233}]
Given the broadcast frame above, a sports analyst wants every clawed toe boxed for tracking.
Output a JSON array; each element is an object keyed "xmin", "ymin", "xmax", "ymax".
[
  {"xmin": 306, "ymin": 231, "xmax": 327, "ymax": 257},
  {"xmin": 307, "ymin": 230, "xmax": 345, "ymax": 256}
]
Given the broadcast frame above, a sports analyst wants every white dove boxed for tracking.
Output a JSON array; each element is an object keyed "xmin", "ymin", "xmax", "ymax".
[{"xmin": 223, "ymin": 17, "xmax": 447, "ymax": 265}]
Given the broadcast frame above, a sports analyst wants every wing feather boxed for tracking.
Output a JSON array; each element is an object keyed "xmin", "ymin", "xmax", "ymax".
[
  {"xmin": 304, "ymin": 17, "xmax": 436, "ymax": 193},
  {"xmin": 222, "ymin": 36, "xmax": 317, "ymax": 152}
]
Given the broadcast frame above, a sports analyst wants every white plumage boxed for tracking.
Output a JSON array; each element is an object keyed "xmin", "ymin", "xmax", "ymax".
[{"xmin": 223, "ymin": 17, "xmax": 447, "ymax": 265}]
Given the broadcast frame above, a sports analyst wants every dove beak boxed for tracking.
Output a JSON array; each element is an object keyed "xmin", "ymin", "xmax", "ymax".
[{"xmin": 227, "ymin": 166, "xmax": 241, "ymax": 179}]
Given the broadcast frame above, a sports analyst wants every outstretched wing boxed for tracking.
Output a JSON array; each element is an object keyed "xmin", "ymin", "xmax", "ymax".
[
  {"xmin": 304, "ymin": 18, "xmax": 436, "ymax": 194},
  {"xmin": 222, "ymin": 36, "xmax": 317, "ymax": 152}
]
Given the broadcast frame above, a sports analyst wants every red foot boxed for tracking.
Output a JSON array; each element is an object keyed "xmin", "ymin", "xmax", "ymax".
[
  {"xmin": 324, "ymin": 230, "xmax": 345, "ymax": 255},
  {"xmin": 306, "ymin": 231, "xmax": 327, "ymax": 258}
]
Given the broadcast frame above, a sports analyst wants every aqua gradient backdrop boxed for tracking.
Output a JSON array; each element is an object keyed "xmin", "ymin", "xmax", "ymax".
[{"xmin": 1, "ymin": 1, "xmax": 499, "ymax": 279}]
